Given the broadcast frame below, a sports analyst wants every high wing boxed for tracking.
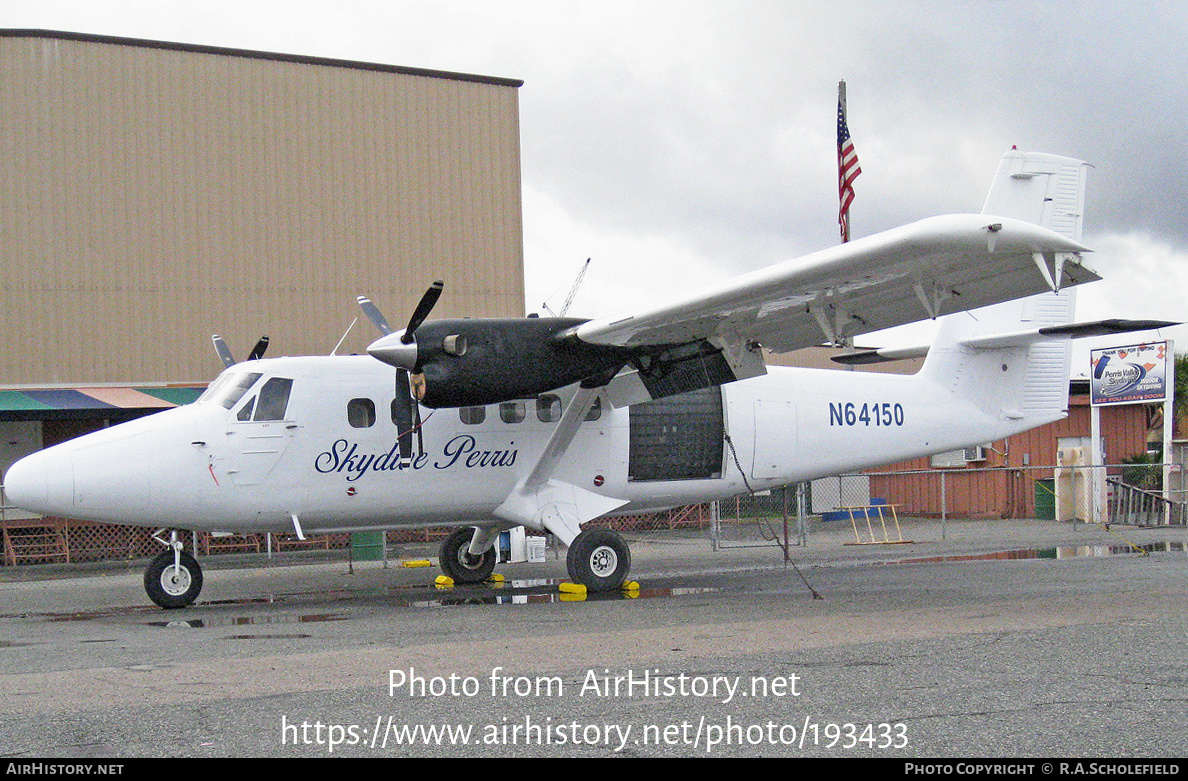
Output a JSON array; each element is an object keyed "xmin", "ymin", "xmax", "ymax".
[
  {"xmin": 574, "ymin": 213, "xmax": 1094, "ymax": 353},
  {"xmin": 362, "ymin": 214, "xmax": 1094, "ymax": 409},
  {"xmin": 363, "ymin": 150, "xmax": 1096, "ymax": 410}
]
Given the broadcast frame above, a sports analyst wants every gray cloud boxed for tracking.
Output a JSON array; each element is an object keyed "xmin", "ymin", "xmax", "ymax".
[{"xmin": 4, "ymin": 0, "xmax": 1186, "ymax": 328}]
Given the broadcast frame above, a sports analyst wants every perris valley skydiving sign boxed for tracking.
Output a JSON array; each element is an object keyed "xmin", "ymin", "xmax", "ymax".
[{"xmin": 1090, "ymin": 341, "xmax": 1169, "ymax": 406}]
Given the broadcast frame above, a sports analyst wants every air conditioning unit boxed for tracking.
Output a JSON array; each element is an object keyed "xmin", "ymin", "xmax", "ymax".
[{"xmin": 963, "ymin": 445, "xmax": 988, "ymax": 462}]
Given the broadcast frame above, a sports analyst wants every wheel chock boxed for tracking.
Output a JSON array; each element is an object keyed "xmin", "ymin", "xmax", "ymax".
[
  {"xmin": 488, "ymin": 573, "xmax": 505, "ymax": 582},
  {"xmin": 434, "ymin": 575, "xmax": 455, "ymax": 588},
  {"xmin": 621, "ymin": 580, "xmax": 640, "ymax": 592},
  {"xmin": 401, "ymin": 559, "xmax": 432, "ymax": 568},
  {"xmin": 558, "ymin": 581, "xmax": 587, "ymax": 595}
]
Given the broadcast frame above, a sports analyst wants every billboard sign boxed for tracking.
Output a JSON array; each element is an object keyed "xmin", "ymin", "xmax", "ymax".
[{"xmin": 1090, "ymin": 341, "xmax": 1169, "ymax": 406}]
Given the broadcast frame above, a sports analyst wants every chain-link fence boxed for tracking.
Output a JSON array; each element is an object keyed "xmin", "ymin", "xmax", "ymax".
[
  {"xmin": 855, "ymin": 463, "xmax": 1185, "ymax": 526},
  {"xmin": 699, "ymin": 462, "xmax": 1185, "ymax": 554},
  {"xmin": 3, "ymin": 462, "xmax": 1183, "ymax": 566}
]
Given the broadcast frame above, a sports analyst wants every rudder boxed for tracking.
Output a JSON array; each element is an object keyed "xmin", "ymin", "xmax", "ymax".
[
  {"xmin": 921, "ymin": 150, "xmax": 1091, "ymax": 424},
  {"xmin": 981, "ymin": 149, "xmax": 1089, "ymax": 242}
]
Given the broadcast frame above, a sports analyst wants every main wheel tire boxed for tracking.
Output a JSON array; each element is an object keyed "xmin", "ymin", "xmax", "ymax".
[
  {"xmin": 439, "ymin": 526, "xmax": 497, "ymax": 584},
  {"xmin": 144, "ymin": 550, "xmax": 204, "ymax": 609},
  {"xmin": 566, "ymin": 528, "xmax": 631, "ymax": 591}
]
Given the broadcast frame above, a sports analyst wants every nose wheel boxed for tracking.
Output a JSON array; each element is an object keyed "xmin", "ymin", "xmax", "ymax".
[{"xmin": 144, "ymin": 549, "xmax": 204, "ymax": 609}]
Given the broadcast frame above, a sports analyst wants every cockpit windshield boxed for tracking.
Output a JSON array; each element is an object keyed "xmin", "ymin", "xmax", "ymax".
[{"xmin": 198, "ymin": 371, "xmax": 263, "ymax": 410}]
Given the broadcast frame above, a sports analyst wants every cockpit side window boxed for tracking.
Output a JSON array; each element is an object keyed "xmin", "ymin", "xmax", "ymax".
[
  {"xmin": 200, "ymin": 372, "xmax": 263, "ymax": 410},
  {"xmin": 253, "ymin": 377, "xmax": 294, "ymax": 421},
  {"xmin": 237, "ymin": 396, "xmax": 257, "ymax": 421}
]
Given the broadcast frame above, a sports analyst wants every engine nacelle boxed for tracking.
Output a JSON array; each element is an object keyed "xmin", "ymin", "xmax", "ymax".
[{"xmin": 404, "ymin": 318, "xmax": 632, "ymax": 408}]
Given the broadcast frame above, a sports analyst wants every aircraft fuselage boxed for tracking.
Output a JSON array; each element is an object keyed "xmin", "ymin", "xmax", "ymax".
[{"xmin": 5, "ymin": 353, "xmax": 1051, "ymax": 538}]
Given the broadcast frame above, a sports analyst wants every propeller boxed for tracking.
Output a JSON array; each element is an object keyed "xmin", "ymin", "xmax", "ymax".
[
  {"xmin": 212, "ymin": 335, "xmax": 236, "ymax": 368},
  {"xmin": 212, "ymin": 335, "xmax": 270, "ymax": 368},
  {"xmin": 247, "ymin": 336, "xmax": 270, "ymax": 361},
  {"xmin": 359, "ymin": 281, "xmax": 444, "ymax": 372},
  {"xmin": 402, "ymin": 280, "xmax": 443, "ymax": 344},
  {"xmin": 357, "ymin": 285, "xmax": 443, "ymax": 448},
  {"xmin": 356, "ymin": 296, "xmax": 394, "ymax": 336}
]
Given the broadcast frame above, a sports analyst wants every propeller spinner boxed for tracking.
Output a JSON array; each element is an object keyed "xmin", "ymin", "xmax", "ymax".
[{"xmin": 359, "ymin": 281, "xmax": 444, "ymax": 372}]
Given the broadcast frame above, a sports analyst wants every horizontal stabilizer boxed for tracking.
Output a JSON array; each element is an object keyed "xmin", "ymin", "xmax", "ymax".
[
  {"xmin": 960, "ymin": 318, "xmax": 1178, "ymax": 350},
  {"xmin": 1040, "ymin": 318, "xmax": 1180, "ymax": 339},
  {"xmin": 832, "ymin": 319, "xmax": 1176, "ymax": 365},
  {"xmin": 831, "ymin": 345, "xmax": 930, "ymax": 366}
]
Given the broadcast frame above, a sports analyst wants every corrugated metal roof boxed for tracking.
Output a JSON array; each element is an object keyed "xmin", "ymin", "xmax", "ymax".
[{"xmin": 0, "ymin": 29, "xmax": 524, "ymax": 87}]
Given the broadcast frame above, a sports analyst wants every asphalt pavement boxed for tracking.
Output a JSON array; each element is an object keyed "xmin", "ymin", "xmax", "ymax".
[{"xmin": 1, "ymin": 515, "xmax": 1185, "ymax": 759}]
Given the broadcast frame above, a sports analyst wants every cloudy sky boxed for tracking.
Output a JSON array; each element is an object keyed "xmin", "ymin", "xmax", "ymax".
[{"xmin": 5, "ymin": 0, "xmax": 1187, "ymax": 374}]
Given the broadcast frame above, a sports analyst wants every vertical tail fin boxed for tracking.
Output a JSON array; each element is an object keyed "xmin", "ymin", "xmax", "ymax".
[
  {"xmin": 922, "ymin": 151, "xmax": 1090, "ymax": 426},
  {"xmin": 980, "ymin": 149, "xmax": 1089, "ymax": 242}
]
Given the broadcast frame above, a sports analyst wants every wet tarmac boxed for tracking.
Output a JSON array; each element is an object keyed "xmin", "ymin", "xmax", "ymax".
[{"xmin": 0, "ymin": 517, "xmax": 1185, "ymax": 758}]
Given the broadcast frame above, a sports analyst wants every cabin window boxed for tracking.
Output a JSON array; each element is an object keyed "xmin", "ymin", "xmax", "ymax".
[
  {"xmin": 253, "ymin": 377, "xmax": 293, "ymax": 421},
  {"xmin": 536, "ymin": 394, "xmax": 562, "ymax": 423},
  {"xmin": 348, "ymin": 398, "xmax": 376, "ymax": 428},
  {"xmin": 499, "ymin": 400, "xmax": 525, "ymax": 424},
  {"xmin": 584, "ymin": 397, "xmax": 603, "ymax": 422},
  {"xmin": 459, "ymin": 406, "xmax": 486, "ymax": 425}
]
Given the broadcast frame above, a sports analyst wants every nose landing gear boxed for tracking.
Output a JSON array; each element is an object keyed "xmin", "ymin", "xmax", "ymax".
[{"xmin": 144, "ymin": 530, "xmax": 204, "ymax": 609}]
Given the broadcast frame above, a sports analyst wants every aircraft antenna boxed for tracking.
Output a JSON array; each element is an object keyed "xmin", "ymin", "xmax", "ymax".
[{"xmin": 331, "ymin": 316, "xmax": 359, "ymax": 356}]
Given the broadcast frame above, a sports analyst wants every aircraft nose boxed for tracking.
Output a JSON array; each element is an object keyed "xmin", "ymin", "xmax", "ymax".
[{"xmin": 3, "ymin": 448, "xmax": 72, "ymax": 516}]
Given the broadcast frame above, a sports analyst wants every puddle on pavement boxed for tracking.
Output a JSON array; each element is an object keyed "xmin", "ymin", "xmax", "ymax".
[
  {"xmin": 223, "ymin": 633, "xmax": 314, "ymax": 640},
  {"xmin": 884, "ymin": 540, "xmax": 1185, "ymax": 567},
  {"xmin": 143, "ymin": 582, "xmax": 724, "ymax": 623},
  {"xmin": 408, "ymin": 584, "xmax": 722, "ymax": 608},
  {"xmin": 147, "ymin": 612, "xmax": 349, "ymax": 628}
]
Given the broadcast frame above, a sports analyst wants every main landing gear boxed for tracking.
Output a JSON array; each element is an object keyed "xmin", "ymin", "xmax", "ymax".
[
  {"xmin": 566, "ymin": 528, "xmax": 631, "ymax": 591},
  {"xmin": 439, "ymin": 526, "xmax": 632, "ymax": 591},
  {"xmin": 438, "ymin": 526, "xmax": 498, "ymax": 584},
  {"xmin": 144, "ymin": 531, "xmax": 204, "ymax": 609}
]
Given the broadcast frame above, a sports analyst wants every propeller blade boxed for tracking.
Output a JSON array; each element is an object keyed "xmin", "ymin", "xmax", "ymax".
[
  {"xmin": 212, "ymin": 335, "xmax": 236, "ymax": 369},
  {"xmin": 357, "ymin": 296, "xmax": 394, "ymax": 336},
  {"xmin": 402, "ymin": 281, "xmax": 444, "ymax": 344},
  {"xmin": 247, "ymin": 336, "xmax": 270, "ymax": 361}
]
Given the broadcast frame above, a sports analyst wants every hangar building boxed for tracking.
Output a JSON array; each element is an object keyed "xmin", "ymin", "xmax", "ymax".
[{"xmin": 0, "ymin": 29, "xmax": 525, "ymax": 560}]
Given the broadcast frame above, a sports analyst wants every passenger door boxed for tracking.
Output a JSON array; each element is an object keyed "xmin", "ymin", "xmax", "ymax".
[{"xmin": 225, "ymin": 376, "xmax": 297, "ymax": 486}]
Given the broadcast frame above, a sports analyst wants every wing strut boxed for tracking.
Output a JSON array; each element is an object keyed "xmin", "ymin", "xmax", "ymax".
[{"xmin": 494, "ymin": 386, "xmax": 628, "ymax": 546}]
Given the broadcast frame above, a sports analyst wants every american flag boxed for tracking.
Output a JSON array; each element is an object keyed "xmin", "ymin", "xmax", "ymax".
[{"xmin": 837, "ymin": 81, "xmax": 862, "ymax": 242}]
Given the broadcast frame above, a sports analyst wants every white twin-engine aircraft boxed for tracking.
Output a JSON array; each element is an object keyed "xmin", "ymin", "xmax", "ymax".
[{"xmin": 4, "ymin": 150, "xmax": 1174, "ymax": 608}]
